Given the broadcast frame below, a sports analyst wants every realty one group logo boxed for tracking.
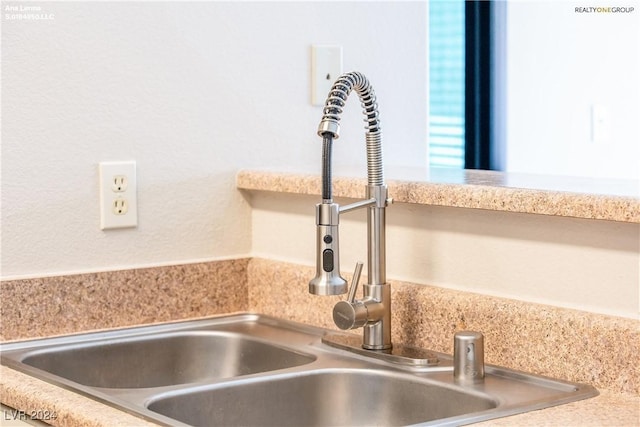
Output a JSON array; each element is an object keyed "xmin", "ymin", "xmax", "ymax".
[{"xmin": 574, "ymin": 5, "xmax": 635, "ymax": 13}]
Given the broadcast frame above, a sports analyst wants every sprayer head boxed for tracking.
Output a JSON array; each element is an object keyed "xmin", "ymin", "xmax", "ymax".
[
  {"xmin": 309, "ymin": 203, "xmax": 347, "ymax": 296},
  {"xmin": 309, "ymin": 269, "xmax": 348, "ymax": 296}
]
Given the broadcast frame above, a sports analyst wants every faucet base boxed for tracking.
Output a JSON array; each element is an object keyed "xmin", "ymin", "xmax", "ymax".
[{"xmin": 321, "ymin": 333, "xmax": 440, "ymax": 368}]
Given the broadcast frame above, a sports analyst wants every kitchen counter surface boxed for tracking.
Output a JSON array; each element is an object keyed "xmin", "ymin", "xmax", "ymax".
[
  {"xmin": 2, "ymin": 258, "xmax": 638, "ymax": 426},
  {"xmin": 236, "ymin": 168, "xmax": 640, "ymax": 223},
  {"xmin": 1, "ymin": 348, "xmax": 639, "ymax": 427}
]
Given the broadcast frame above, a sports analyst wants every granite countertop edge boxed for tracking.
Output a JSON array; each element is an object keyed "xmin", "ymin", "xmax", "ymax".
[{"xmin": 236, "ymin": 169, "xmax": 640, "ymax": 223}]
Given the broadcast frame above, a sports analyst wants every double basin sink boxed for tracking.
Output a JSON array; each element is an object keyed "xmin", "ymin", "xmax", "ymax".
[{"xmin": 0, "ymin": 313, "xmax": 598, "ymax": 426}]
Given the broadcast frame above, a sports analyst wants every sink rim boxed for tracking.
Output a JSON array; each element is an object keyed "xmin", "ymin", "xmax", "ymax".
[
  {"xmin": 0, "ymin": 313, "xmax": 268, "ymax": 352},
  {"xmin": 145, "ymin": 366, "xmax": 499, "ymax": 404},
  {"xmin": 16, "ymin": 329, "xmax": 313, "ymax": 358}
]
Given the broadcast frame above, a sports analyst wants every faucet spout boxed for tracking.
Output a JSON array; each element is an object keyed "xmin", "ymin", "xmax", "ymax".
[
  {"xmin": 317, "ymin": 71, "xmax": 384, "ymax": 192},
  {"xmin": 309, "ymin": 71, "xmax": 391, "ymax": 351}
]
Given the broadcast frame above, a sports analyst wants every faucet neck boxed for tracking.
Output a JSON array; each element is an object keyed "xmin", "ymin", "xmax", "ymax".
[
  {"xmin": 318, "ymin": 71, "xmax": 384, "ymax": 192},
  {"xmin": 366, "ymin": 184, "xmax": 388, "ymax": 286}
]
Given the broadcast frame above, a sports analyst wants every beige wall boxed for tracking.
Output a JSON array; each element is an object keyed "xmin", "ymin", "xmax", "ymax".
[
  {"xmin": 250, "ymin": 191, "xmax": 639, "ymax": 319},
  {"xmin": 1, "ymin": 1, "xmax": 428, "ymax": 278}
]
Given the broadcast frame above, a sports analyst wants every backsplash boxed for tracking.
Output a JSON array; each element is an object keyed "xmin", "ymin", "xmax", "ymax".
[
  {"xmin": 241, "ymin": 171, "xmax": 639, "ymax": 320},
  {"xmin": 1, "ymin": 257, "xmax": 638, "ymax": 396},
  {"xmin": 248, "ymin": 258, "xmax": 639, "ymax": 395},
  {"xmin": 0, "ymin": 259, "xmax": 249, "ymax": 341}
]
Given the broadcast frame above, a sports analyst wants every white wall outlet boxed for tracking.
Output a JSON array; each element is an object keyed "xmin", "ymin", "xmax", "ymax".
[
  {"xmin": 112, "ymin": 198, "xmax": 129, "ymax": 215},
  {"xmin": 99, "ymin": 161, "xmax": 137, "ymax": 230},
  {"xmin": 111, "ymin": 175, "xmax": 128, "ymax": 192},
  {"xmin": 311, "ymin": 45, "xmax": 343, "ymax": 106}
]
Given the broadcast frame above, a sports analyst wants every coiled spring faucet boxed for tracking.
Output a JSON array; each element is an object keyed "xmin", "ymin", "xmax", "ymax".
[{"xmin": 308, "ymin": 71, "xmax": 391, "ymax": 351}]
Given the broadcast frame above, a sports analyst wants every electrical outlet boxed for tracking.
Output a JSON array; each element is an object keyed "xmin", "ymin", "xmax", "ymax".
[
  {"xmin": 111, "ymin": 175, "xmax": 128, "ymax": 192},
  {"xmin": 112, "ymin": 198, "xmax": 129, "ymax": 215},
  {"xmin": 99, "ymin": 161, "xmax": 137, "ymax": 230}
]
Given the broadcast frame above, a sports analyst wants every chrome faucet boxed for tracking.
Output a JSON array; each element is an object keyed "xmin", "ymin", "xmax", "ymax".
[{"xmin": 308, "ymin": 71, "xmax": 392, "ymax": 351}]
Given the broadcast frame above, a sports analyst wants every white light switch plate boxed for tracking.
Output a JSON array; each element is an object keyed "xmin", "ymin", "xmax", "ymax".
[{"xmin": 311, "ymin": 45, "xmax": 343, "ymax": 106}]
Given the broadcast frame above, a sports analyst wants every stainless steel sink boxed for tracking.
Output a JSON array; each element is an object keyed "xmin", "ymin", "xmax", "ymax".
[
  {"xmin": 20, "ymin": 332, "xmax": 315, "ymax": 388},
  {"xmin": 148, "ymin": 369, "xmax": 496, "ymax": 426},
  {"xmin": 0, "ymin": 313, "xmax": 598, "ymax": 426}
]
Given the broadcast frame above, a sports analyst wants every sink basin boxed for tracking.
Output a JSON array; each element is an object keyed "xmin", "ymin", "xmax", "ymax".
[
  {"xmin": 0, "ymin": 313, "xmax": 598, "ymax": 426},
  {"xmin": 19, "ymin": 331, "xmax": 315, "ymax": 388},
  {"xmin": 148, "ymin": 369, "xmax": 496, "ymax": 426}
]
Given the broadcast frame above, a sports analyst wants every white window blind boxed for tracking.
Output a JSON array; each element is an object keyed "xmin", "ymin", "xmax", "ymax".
[{"xmin": 429, "ymin": 0, "xmax": 465, "ymax": 169}]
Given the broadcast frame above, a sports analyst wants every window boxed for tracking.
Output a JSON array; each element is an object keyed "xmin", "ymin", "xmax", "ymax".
[
  {"xmin": 429, "ymin": 0, "xmax": 465, "ymax": 169},
  {"xmin": 429, "ymin": 1, "xmax": 495, "ymax": 170}
]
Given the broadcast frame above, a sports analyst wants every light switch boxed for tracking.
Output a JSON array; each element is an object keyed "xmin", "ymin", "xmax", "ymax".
[{"xmin": 311, "ymin": 45, "xmax": 343, "ymax": 106}]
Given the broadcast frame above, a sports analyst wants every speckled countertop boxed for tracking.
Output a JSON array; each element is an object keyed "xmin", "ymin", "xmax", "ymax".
[
  {"xmin": 236, "ymin": 167, "xmax": 640, "ymax": 223},
  {"xmin": 2, "ymin": 258, "xmax": 639, "ymax": 426}
]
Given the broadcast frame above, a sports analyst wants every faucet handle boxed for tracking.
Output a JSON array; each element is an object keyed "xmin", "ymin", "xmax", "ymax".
[
  {"xmin": 347, "ymin": 262, "xmax": 364, "ymax": 303},
  {"xmin": 333, "ymin": 262, "xmax": 367, "ymax": 330}
]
